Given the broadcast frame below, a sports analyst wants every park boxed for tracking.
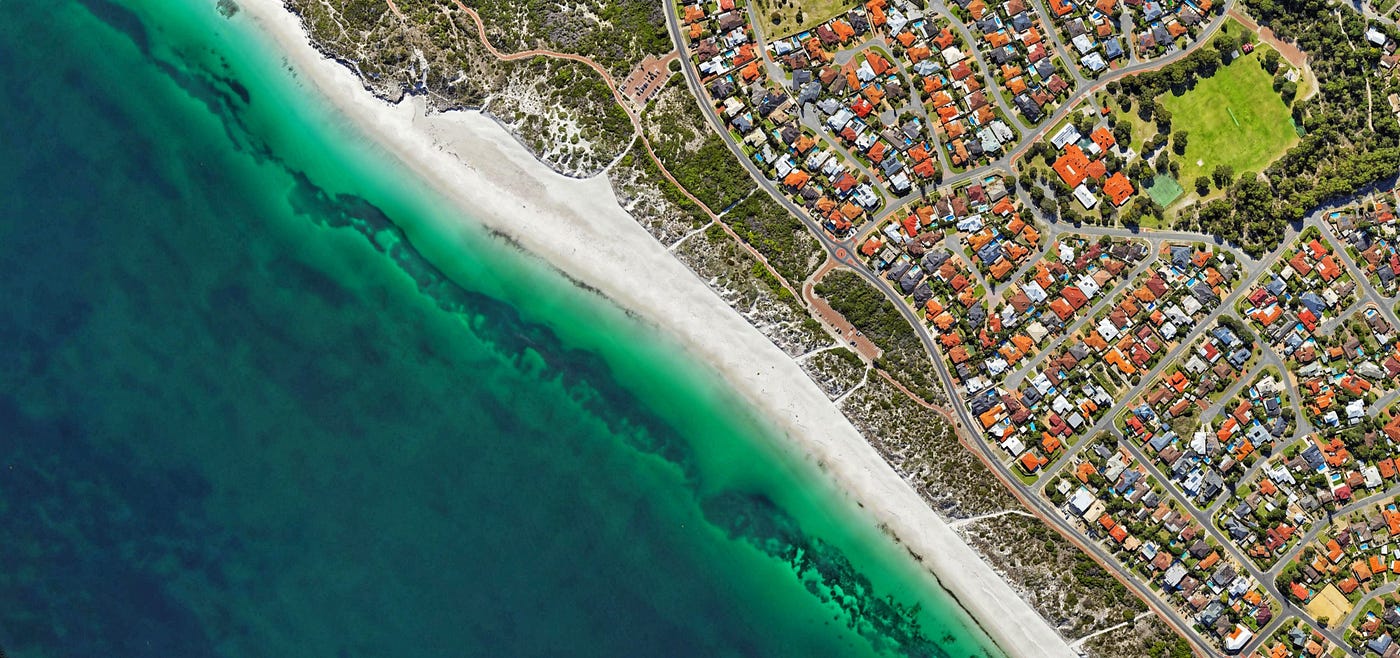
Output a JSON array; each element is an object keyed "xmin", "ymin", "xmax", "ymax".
[{"xmin": 1160, "ymin": 36, "xmax": 1301, "ymax": 183}]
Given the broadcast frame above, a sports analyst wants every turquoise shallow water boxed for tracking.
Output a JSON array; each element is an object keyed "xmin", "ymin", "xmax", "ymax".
[{"xmin": 0, "ymin": 1, "xmax": 1006, "ymax": 657}]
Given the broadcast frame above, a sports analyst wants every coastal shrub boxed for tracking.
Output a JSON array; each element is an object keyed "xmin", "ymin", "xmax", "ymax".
[
  {"xmin": 814, "ymin": 270, "xmax": 938, "ymax": 402},
  {"xmin": 653, "ymin": 133, "xmax": 753, "ymax": 212},
  {"xmin": 721, "ymin": 193, "xmax": 822, "ymax": 285}
]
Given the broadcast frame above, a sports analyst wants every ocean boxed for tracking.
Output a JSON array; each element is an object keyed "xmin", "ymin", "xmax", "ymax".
[{"xmin": 0, "ymin": 1, "xmax": 1004, "ymax": 657}]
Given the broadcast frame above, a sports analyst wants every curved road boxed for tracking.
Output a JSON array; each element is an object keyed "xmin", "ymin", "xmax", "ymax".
[{"xmin": 661, "ymin": 3, "xmax": 1251, "ymax": 655}]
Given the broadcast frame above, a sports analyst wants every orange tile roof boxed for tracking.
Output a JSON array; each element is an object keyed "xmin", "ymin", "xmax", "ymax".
[
  {"xmin": 1198, "ymin": 551, "xmax": 1220, "ymax": 569},
  {"xmin": 740, "ymin": 60, "xmax": 761, "ymax": 82},
  {"xmin": 1053, "ymin": 145, "xmax": 1090, "ymax": 188},
  {"xmin": 1086, "ymin": 159, "xmax": 1107, "ymax": 180},
  {"xmin": 1076, "ymin": 461, "xmax": 1097, "ymax": 483},
  {"xmin": 1091, "ymin": 127, "xmax": 1116, "ymax": 151},
  {"xmin": 1103, "ymin": 172, "xmax": 1135, "ymax": 206},
  {"xmin": 831, "ymin": 20, "xmax": 855, "ymax": 42}
]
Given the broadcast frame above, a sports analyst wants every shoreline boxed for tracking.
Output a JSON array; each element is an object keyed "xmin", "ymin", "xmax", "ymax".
[{"xmin": 236, "ymin": 2, "xmax": 1078, "ymax": 656}]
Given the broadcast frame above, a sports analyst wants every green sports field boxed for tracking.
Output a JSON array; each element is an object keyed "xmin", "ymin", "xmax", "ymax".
[
  {"xmin": 1144, "ymin": 174, "xmax": 1184, "ymax": 207},
  {"xmin": 1160, "ymin": 46, "xmax": 1298, "ymax": 180}
]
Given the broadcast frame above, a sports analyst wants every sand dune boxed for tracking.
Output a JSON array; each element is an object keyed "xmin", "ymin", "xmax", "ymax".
[{"xmin": 236, "ymin": 2, "xmax": 1078, "ymax": 656}]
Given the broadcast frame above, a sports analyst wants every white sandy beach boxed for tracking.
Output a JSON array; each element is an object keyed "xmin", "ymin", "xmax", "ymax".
[{"xmin": 239, "ymin": 2, "xmax": 1078, "ymax": 656}]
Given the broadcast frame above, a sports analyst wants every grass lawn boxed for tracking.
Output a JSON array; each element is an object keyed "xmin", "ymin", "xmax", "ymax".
[
  {"xmin": 1159, "ymin": 47, "xmax": 1298, "ymax": 181},
  {"xmin": 760, "ymin": 0, "xmax": 853, "ymax": 38}
]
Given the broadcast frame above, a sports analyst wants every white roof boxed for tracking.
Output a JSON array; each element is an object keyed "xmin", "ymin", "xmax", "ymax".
[
  {"xmin": 1096, "ymin": 318, "xmax": 1120, "ymax": 341},
  {"xmin": 857, "ymin": 60, "xmax": 877, "ymax": 82},
  {"xmin": 1077, "ymin": 273, "xmax": 1101, "ymax": 297},
  {"xmin": 1023, "ymin": 281, "xmax": 1047, "ymax": 302},
  {"xmin": 1073, "ymin": 184, "xmax": 1098, "ymax": 209},
  {"xmin": 1223, "ymin": 625, "xmax": 1254, "ymax": 652},
  {"xmin": 1051, "ymin": 123, "xmax": 1081, "ymax": 150},
  {"xmin": 1068, "ymin": 488, "xmax": 1096, "ymax": 515}
]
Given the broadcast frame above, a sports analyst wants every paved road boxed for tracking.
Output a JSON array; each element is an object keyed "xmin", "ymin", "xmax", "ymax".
[
  {"xmin": 659, "ymin": 1, "xmax": 1400, "ymax": 654},
  {"xmin": 928, "ymin": 0, "xmax": 1032, "ymax": 138},
  {"xmin": 841, "ymin": 2, "xmax": 1239, "ymax": 238},
  {"xmin": 1026, "ymin": 0, "xmax": 1093, "ymax": 89},
  {"xmin": 1001, "ymin": 240, "xmax": 1159, "ymax": 391},
  {"xmin": 1317, "ymin": 213, "xmax": 1400, "ymax": 329},
  {"xmin": 1203, "ymin": 343, "xmax": 1312, "ymax": 522},
  {"xmin": 662, "ymin": 8, "xmax": 1237, "ymax": 653},
  {"xmin": 1344, "ymin": 581, "xmax": 1399, "ymax": 632}
]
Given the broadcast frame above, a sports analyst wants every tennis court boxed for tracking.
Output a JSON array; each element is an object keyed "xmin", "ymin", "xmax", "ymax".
[{"xmin": 1144, "ymin": 174, "xmax": 1184, "ymax": 207}]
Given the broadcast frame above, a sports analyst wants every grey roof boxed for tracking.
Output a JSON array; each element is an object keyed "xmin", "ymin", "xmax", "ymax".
[
  {"xmin": 1300, "ymin": 291, "xmax": 1327, "ymax": 314},
  {"xmin": 1104, "ymin": 38, "xmax": 1124, "ymax": 59},
  {"xmin": 1171, "ymin": 245, "xmax": 1193, "ymax": 269},
  {"xmin": 1301, "ymin": 445, "xmax": 1324, "ymax": 468},
  {"xmin": 922, "ymin": 250, "xmax": 950, "ymax": 270},
  {"xmin": 899, "ymin": 267, "xmax": 926, "ymax": 294},
  {"xmin": 977, "ymin": 242, "xmax": 1004, "ymax": 264},
  {"xmin": 885, "ymin": 260, "xmax": 911, "ymax": 281},
  {"xmin": 913, "ymin": 282, "xmax": 934, "ymax": 305},
  {"xmin": 968, "ymin": 305, "xmax": 986, "ymax": 327}
]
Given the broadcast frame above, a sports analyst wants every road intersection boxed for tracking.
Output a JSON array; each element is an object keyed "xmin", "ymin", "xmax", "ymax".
[{"xmin": 663, "ymin": 0, "xmax": 1400, "ymax": 653}]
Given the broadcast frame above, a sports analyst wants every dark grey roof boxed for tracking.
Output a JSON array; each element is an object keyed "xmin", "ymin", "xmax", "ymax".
[
  {"xmin": 921, "ymin": 250, "xmax": 950, "ymax": 270},
  {"xmin": 1013, "ymin": 93, "xmax": 1041, "ymax": 121},
  {"xmin": 885, "ymin": 260, "xmax": 911, "ymax": 281},
  {"xmin": 912, "ymin": 282, "xmax": 934, "ymax": 305},
  {"xmin": 968, "ymin": 305, "xmax": 986, "ymax": 327},
  {"xmin": 899, "ymin": 267, "xmax": 926, "ymax": 294}
]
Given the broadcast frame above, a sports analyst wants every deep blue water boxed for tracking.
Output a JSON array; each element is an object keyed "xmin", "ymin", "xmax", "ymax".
[{"xmin": 0, "ymin": 2, "xmax": 1003, "ymax": 657}]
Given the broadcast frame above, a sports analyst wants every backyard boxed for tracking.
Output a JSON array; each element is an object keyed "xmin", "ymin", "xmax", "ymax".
[{"xmin": 1159, "ymin": 42, "xmax": 1299, "ymax": 181}]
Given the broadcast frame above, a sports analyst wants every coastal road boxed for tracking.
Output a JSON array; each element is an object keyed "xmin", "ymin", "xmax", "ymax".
[
  {"xmin": 662, "ymin": 8, "xmax": 1232, "ymax": 655},
  {"xmin": 657, "ymin": 0, "xmax": 1285, "ymax": 650},
  {"xmin": 656, "ymin": 0, "xmax": 1400, "ymax": 653},
  {"xmin": 390, "ymin": 0, "xmax": 1399, "ymax": 651}
]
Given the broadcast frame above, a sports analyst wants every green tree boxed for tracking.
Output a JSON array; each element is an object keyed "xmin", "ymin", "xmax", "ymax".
[
  {"xmin": 1211, "ymin": 164, "xmax": 1234, "ymax": 188},
  {"xmin": 1131, "ymin": 160, "xmax": 1152, "ymax": 182},
  {"xmin": 1195, "ymin": 176, "xmax": 1211, "ymax": 195},
  {"xmin": 1172, "ymin": 131, "xmax": 1189, "ymax": 155},
  {"xmin": 1263, "ymin": 48, "xmax": 1281, "ymax": 73},
  {"xmin": 1113, "ymin": 120, "xmax": 1132, "ymax": 146}
]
